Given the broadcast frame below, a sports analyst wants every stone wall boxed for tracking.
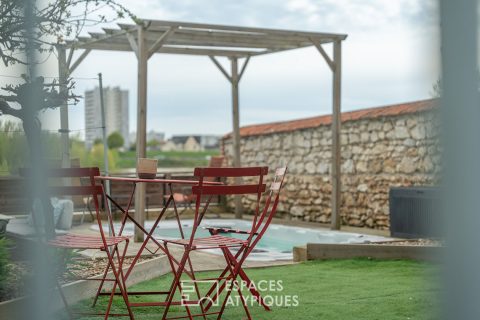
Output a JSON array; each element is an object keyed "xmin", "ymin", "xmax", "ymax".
[{"xmin": 222, "ymin": 102, "xmax": 439, "ymax": 230}]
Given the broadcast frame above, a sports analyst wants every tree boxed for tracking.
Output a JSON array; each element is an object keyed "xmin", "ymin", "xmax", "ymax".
[
  {"xmin": 107, "ymin": 131, "xmax": 124, "ymax": 149},
  {"xmin": 147, "ymin": 139, "xmax": 160, "ymax": 150},
  {"xmin": 0, "ymin": 0, "xmax": 135, "ymax": 66},
  {"xmin": 0, "ymin": 0, "xmax": 134, "ymax": 238}
]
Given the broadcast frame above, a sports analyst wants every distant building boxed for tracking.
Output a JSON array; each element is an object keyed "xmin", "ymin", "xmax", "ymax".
[
  {"xmin": 160, "ymin": 140, "xmax": 179, "ymax": 152},
  {"xmin": 199, "ymin": 135, "xmax": 221, "ymax": 150},
  {"xmin": 162, "ymin": 135, "xmax": 220, "ymax": 151},
  {"xmin": 147, "ymin": 130, "xmax": 165, "ymax": 143},
  {"xmin": 84, "ymin": 86, "xmax": 129, "ymax": 149}
]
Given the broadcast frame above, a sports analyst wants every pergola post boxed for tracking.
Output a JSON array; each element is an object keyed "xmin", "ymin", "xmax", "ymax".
[
  {"xmin": 56, "ymin": 44, "xmax": 70, "ymax": 168},
  {"xmin": 230, "ymin": 57, "xmax": 244, "ymax": 218},
  {"xmin": 134, "ymin": 25, "xmax": 149, "ymax": 242},
  {"xmin": 331, "ymin": 40, "xmax": 342, "ymax": 230}
]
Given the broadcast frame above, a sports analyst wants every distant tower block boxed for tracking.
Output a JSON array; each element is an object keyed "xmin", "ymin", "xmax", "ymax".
[{"xmin": 84, "ymin": 86, "xmax": 129, "ymax": 149}]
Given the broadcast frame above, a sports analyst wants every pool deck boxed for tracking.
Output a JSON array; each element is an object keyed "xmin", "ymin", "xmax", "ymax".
[
  {"xmin": 6, "ymin": 210, "xmax": 392, "ymax": 272},
  {"xmin": 67, "ymin": 211, "xmax": 391, "ymax": 270},
  {"xmin": 62, "ymin": 217, "xmax": 296, "ymax": 272}
]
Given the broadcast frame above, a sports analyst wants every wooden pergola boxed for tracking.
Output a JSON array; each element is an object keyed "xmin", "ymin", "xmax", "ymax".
[{"xmin": 58, "ymin": 20, "xmax": 347, "ymax": 240}]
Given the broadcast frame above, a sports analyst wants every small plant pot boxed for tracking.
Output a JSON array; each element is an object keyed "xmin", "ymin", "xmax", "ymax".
[{"xmin": 137, "ymin": 158, "xmax": 158, "ymax": 179}]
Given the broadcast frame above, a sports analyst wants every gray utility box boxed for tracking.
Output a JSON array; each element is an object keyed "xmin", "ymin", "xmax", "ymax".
[{"xmin": 389, "ymin": 187, "xmax": 440, "ymax": 239}]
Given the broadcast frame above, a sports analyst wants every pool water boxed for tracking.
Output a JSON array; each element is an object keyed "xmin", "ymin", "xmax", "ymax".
[{"xmin": 92, "ymin": 219, "xmax": 390, "ymax": 261}]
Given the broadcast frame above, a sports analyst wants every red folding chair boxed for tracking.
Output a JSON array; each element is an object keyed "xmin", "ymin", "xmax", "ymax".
[
  {"xmin": 168, "ymin": 156, "xmax": 225, "ymax": 213},
  {"xmin": 25, "ymin": 167, "xmax": 134, "ymax": 319},
  {"xmin": 160, "ymin": 166, "xmax": 270, "ymax": 320},
  {"xmin": 201, "ymin": 167, "xmax": 287, "ymax": 316}
]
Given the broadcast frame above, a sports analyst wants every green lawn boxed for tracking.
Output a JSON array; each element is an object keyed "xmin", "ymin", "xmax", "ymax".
[
  {"xmin": 116, "ymin": 150, "xmax": 220, "ymax": 169},
  {"xmin": 74, "ymin": 259, "xmax": 438, "ymax": 320}
]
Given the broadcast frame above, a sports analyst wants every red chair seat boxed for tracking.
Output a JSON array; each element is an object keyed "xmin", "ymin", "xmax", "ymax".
[
  {"xmin": 48, "ymin": 234, "xmax": 129, "ymax": 249},
  {"xmin": 164, "ymin": 234, "xmax": 247, "ymax": 249}
]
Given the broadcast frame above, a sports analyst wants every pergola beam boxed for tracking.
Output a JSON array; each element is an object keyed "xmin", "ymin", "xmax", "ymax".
[
  {"xmin": 145, "ymin": 20, "xmax": 347, "ymax": 40},
  {"xmin": 140, "ymin": 29, "xmax": 313, "ymax": 48},
  {"xmin": 209, "ymin": 56, "xmax": 232, "ymax": 82},
  {"xmin": 148, "ymin": 27, "xmax": 176, "ymax": 58},
  {"xmin": 70, "ymin": 40, "xmax": 258, "ymax": 57},
  {"xmin": 70, "ymin": 20, "xmax": 346, "ymax": 59},
  {"xmin": 69, "ymin": 48, "xmax": 91, "ymax": 73},
  {"xmin": 126, "ymin": 32, "xmax": 139, "ymax": 58},
  {"xmin": 66, "ymin": 47, "xmax": 75, "ymax": 70},
  {"xmin": 311, "ymin": 38, "xmax": 335, "ymax": 71},
  {"xmin": 238, "ymin": 56, "xmax": 250, "ymax": 80}
]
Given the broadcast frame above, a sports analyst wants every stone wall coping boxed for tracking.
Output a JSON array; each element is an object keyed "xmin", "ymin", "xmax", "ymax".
[{"xmin": 223, "ymin": 98, "xmax": 437, "ymax": 139}]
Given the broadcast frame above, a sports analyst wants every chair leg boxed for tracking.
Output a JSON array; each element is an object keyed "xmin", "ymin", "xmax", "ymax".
[
  {"xmin": 185, "ymin": 255, "xmax": 207, "ymax": 320},
  {"xmin": 215, "ymin": 247, "xmax": 250, "ymax": 320},
  {"xmin": 92, "ymin": 261, "xmax": 111, "ymax": 307},
  {"xmin": 177, "ymin": 279, "xmax": 194, "ymax": 320},
  {"xmin": 103, "ymin": 243, "xmax": 135, "ymax": 320},
  {"xmin": 225, "ymin": 248, "xmax": 270, "ymax": 311},
  {"xmin": 162, "ymin": 246, "xmax": 191, "ymax": 320},
  {"xmin": 55, "ymin": 278, "xmax": 74, "ymax": 320},
  {"xmin": 236, "ymin": 284, "xmax": 252, "ymax": 320},
  {"xmin": 171, "ymin": 196, "xmax": 185, "ymax": 239},
  {"xmin": 117, "ymin": 242, "xmax": 135, "ymax": 319},
  {"xmin": 203, "ymin": 248, "xmax": 271, "ymax": 312}
]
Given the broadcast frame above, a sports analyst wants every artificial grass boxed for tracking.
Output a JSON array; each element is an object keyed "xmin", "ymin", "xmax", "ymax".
[{"xmin": 74, "ymin": 259, "xmax": 439, "ymax": 320}]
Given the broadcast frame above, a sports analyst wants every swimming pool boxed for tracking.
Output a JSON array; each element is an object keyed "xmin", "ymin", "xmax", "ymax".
[{"xmin": 92, "ymin": 219, "xmax": 390, "ymax": 261}]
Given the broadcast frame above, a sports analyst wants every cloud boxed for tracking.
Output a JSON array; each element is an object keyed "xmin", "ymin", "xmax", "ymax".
[
  {"xmin": 17, "ymin": 0, "xmax": 440, "ymax": 137},
  {"xmin": 284, "ymin": 0, "xmax": 437, "ymax": 31}
]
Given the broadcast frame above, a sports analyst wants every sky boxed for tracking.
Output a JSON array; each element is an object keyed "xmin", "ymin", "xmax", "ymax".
[{"xmin": 1, "ymin": 0, "xmax": 440, "ymax": 139}]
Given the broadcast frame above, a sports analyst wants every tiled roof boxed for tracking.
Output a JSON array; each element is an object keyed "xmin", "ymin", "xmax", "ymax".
[{"xmin": 225, "ymin": 99, "xmax": 437, "ymax": 138}]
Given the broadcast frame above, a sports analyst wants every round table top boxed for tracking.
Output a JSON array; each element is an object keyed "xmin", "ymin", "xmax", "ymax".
[{"xmin": 94, "ymin": 175, "xmax": 222, "ymax": 185}]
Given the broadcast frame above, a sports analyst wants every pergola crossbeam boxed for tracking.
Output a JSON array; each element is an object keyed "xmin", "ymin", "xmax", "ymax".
[
  {"xmin": 126, "ymin": 32, "xmax": 139, "ymax": 58},
  {"xmin": 145, "ymin": 20, "xmax": 347, "ymax": 40},
  {"xmin": 209, "ymin": 56, "xmax": 232, "ymax": 82},
  {"xmin": 311, "ymin": 38, "xmax": 335, "ymax": 71},
  {"xmin": 66, "ymin": 47, "xmax": 75, "ymax": 70},
  {"xmin": 148, "ymin": 27, "xmax": 176, "ymax": 58},
  {"xmin": 238, "ymin": 56, "xmax": 250, "ymax": 81},
  {"xmin": 69, "ymin": 48, "xmax": 91, "ymax": 73},
  {"xmin": 70, "ymin": 21, "xmax": 344, "ymax": 58}
]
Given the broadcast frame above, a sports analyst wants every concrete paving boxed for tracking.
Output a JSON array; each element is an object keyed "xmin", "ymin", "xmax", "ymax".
[
  {"xmin": 7, "ymin": 211, "xmax": 390, "ymax": 272},
  {"xmin": 68, "ymin": 220, "xmax": 294, "ymax": 272}
]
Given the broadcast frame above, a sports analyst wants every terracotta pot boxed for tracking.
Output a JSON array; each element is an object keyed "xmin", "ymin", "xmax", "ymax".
[{"xmin": 137, "ymin": 158, "xmax": 158, "ymax": 179}]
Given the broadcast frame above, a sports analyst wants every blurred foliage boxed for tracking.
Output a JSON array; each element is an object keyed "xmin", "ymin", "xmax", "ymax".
[
  {"xmin": 117, "ymin": 150, "xmax": 220, "ymax": 168},
  {"xmin": 0, "ymin": 120, "xmax": 220, "ymax": 175},
  {"xmin": 0, "ymin": 239, "xmax": 9, "ymax": 299},
  {"xmin": 84, "ymin": 143, "xmax": 118, "ymax": 170},
  {"xmin": 107, "ymin": 131, "xmax": 124, "ymax": 149},
  {"xmin": 0, "ymin": 121, "xmax": 118, "ymax": 175}
]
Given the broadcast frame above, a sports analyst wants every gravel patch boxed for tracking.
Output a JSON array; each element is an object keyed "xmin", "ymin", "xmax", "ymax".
[{"xmin": 373, "ymin": 239, "xmax": 442, "ymax": 246}]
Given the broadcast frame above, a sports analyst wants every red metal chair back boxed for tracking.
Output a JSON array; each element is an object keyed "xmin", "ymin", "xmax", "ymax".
[
  {"xmin": 190, "ymin": 166, "xmax": 268, "ymax": 244},
  {"xmin": 247, "ymin": 167, "xmax": 287, "ymax": 252}
]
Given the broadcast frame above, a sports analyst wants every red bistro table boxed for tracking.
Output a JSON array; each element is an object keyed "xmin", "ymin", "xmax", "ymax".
[{"xmin": 93, "ymin": 175, "xmax": 221, "ymax": 306}]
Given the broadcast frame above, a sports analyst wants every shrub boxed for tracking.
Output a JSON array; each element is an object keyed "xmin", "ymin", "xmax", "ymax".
[
  {"xmin": 0, "ymin": 239, "xmax": 10, "ymax": 298},
  {"xmin": 107, "ymin": 132, "xmax": 124, "ymax": 149}
]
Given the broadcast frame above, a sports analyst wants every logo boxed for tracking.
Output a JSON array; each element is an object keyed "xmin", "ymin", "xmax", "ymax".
[
  {"xmin": 180, "ymin": 279, "xmax": 299, "ymax": 307},
  {"xmin": 180, "ymin": 279, "xmax": 220, "ymax": 307}
]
